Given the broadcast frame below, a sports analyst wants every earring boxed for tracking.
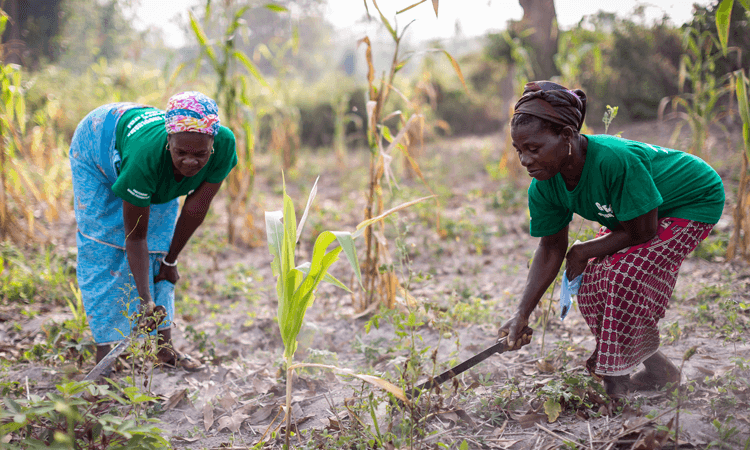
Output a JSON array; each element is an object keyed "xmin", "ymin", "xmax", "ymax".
[
  {"xmin": 165, "ymin": 143, "xmax": 170, "ymax": 151},
  {"xmin": 568, "ymin": 142, "xmax": 572, "ymax": 157},
  {"xmin": 211, "ymin": 147, "xmax": 215, "ymax": 154}
]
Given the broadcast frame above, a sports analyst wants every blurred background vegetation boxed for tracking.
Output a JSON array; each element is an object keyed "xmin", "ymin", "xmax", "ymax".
[{"xmin": 0, "ymin": 0, "xmax": 748, "ymax": 254}]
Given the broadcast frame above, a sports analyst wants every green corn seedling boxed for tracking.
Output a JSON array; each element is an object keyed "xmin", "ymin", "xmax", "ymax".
[
  {"xmin": 266, "ymin": 176, "xmax": 429, "ymax": 448},
  {"xmin": 266, "ymin": 176, "xmax": 362, "ymax": 449}
]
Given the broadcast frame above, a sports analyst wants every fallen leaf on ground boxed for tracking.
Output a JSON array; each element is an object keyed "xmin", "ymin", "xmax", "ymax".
[
  {"xmin": 516, "ymin": 412, "xmax": 547, "ymax": 429},
  {"xmin": 163, "ymin": 388, "xmax": 189, "ymax": 410},
  {"xmin": 203, "ymin": 403, "xmax": 214, "ymax": 431},
  {"xmin": 217, "ymin": 412, "xmax": 249, "ymax": 433},
  {"xmin": 171, "ymin": 436, "xmax": 201, "ymax": 443},
  {"xmin": 218, "ymin": 392, "xmax": 237, "ymax": 410},
  {"xmin": 248, "ymin": 405, "xmax": 276, "ymax": 424}
]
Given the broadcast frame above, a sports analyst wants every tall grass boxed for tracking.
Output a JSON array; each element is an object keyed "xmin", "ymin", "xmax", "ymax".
[
  {"xmin": 714, "ymin": 0, "xmax": 750, "ymax": 261},
  {"xmin": 658, "ymin": 24, "xmax": 734, "ymax": 159},
  {"xmin": 357, "ymin": 0, "xmax": 465, "ymax": 311},
  {"xmin": 728, "ymin": 70, "xmax": 750, "ymax": 261},
  {"xmin": 0, "ymin": 61, "xmax": 71, "ymax": 243}
]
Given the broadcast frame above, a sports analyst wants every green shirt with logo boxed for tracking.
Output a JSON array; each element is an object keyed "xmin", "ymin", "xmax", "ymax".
[
  {"xmin": 528, "ymin": 134, "xmax": 724, "ymax": 237},
  {"xmin": 111, "ymin": 107, "xmax": 237, "ymax": 207}
]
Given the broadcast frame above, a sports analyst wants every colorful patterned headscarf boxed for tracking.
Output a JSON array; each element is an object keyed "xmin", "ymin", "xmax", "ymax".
[{"xmin": 165, "ymin": 91, "xmax": 220, "ymax": 136}]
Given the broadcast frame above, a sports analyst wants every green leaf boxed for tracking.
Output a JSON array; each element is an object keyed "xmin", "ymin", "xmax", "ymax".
[
  {"xmin": 296, "ymin": 262, "xmax": 351, "ymax": 292},
  {"xmin": 371, "ymin": 0, "xmax": 398, "ymax": 41},
  {"xmin": 189, "ymin": 12, "xmax": 219, "ymax": 70},
  {"xmin": 381, "ymin": 125, "xmax": 394, "ymax": 143},
  {"xmin": 227, "ymin": 6, "xmax": 251, "ymax": 37},
  {"xmin": 0, "ymin": 13, "xmax": 7, "ymax": 38},
  {"xmin": 544, "ymin": 398, "xmax": 562, "ymax": 422},
  {"xmin": 739, "ymin": 0, "xmax": 750, "ymax": 10},
  {"xmin": 716, "ymin": 0, "xmax": 734, "ymax": 55},
  {"xmin": 264, "ymin": 3, "xmax": 288, "ymax": 12},
  {"xmin": 281, "ymin": 188, "xmax": 297, "ymax": 285},
  {"xmin": 736, "ymin": 71, "xmax": 750, "ymax": 126},
  {"xmin": 459, "ymin": 440, "xmax": 468, "ymax": 450},
  {"xmin": 233, "ymin": 50, "xmax": 269, "ymax": 88},
  {"xmin": 332, "ymin": 231, "xmax": 362, "ymax": 287}
]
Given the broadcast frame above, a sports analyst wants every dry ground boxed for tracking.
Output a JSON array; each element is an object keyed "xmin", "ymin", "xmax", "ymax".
[{"xmin": 2, "ymin": 121, "xmax": 749, "ymax": 449}]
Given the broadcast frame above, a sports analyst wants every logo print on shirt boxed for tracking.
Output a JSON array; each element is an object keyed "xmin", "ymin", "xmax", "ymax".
[
  {"xmin": 595, "ymin": 202, "xmax": 614, "ymax": 218},
  {"xmin": 127, "ymin": 188, "xmax": 150, "ymax": 200}
]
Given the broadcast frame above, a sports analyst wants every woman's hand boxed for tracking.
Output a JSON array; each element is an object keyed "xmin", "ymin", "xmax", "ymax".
[
  {"xmin": 497, "ymin": 314, "xmax": 533, "ymax": 350},
  {"xmin": 154, "ymin": 262, "xmax": 180, "ymax": 285},
  {"xmin": 564, "ymin": 241, "xmax": 588, "ymax": 280}
]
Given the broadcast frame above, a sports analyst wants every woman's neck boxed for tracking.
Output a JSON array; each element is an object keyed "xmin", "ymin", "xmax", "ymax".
[{"xmin": 560, "ymin": 134, "xmax": 588, "ymax": 191}]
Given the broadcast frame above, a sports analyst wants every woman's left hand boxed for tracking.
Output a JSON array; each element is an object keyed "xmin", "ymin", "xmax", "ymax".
[
  {"xmin": 565, "ymin": 241, "xmax": 588, "ymax": 280},
  {"xmin": 154, "ymin": 262, "xmax": 180, "ymax": 285}
]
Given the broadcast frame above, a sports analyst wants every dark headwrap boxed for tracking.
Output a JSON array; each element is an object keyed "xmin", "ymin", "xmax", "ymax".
[{"xmin": 512, "ymin": 81, "xmax": 587, "ymax": 131}]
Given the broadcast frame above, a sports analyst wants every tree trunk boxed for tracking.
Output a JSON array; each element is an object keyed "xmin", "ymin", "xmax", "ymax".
[
  {"xmin": 3, "ymin": 0, "xmax": 23, "ymax": 64},
  {"xmin": 518, "ymin": 0, "xmax": 558, "ymax": 79}
]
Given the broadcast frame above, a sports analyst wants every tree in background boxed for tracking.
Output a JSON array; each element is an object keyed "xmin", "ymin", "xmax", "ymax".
[
  {"xmin": 1, "ymin": 0, "xmax": 62, "ymax": 67},
  {"xmin": 514, "ymin": 0, "xmax": 558, "ymax": 79}
]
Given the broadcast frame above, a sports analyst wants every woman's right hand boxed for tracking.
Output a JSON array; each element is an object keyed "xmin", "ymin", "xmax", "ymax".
[{"xmin": 497, "ymin": 313, "xmax": 533, "ymax": 350}]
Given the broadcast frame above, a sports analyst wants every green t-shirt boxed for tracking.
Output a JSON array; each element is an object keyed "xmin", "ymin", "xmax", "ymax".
[
  {"xmin": 111, "ymin": 108, "xmax": 237, "ymax": 207},
  {"xmin": 528, "ymin": 134, "xmax": 725, "ymax": 237}
]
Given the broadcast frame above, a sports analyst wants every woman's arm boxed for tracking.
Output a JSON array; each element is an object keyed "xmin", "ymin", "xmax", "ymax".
[
  {"xmin": 123, "ymin": 201, "xmax": 154, "ymax": 314},
  {"xmin": 498, "ymin": 224, "xmax": 569, "ymax": 348},
  {"xmin": 155, "ymin": 181, "xmax": 223, "ymax": 283},
  {"xmin": 565, "ymin": 208, "xmax": 659, "ymax": 279}
]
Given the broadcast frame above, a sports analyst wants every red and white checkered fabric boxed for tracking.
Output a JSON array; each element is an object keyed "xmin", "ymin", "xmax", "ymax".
[{"xmin": 578, "ymin": 218, "xmax": 714, "ymax": 376}]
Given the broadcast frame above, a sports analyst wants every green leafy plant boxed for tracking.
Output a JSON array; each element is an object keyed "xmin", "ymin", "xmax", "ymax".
[
  {"xmin": 266, "ymin": 176, "xmax": 423, "ymax": 448},
  {"xmin": 602, "ymin": 104, "xmax": 619, "ymax": 135},
  {"xmin": 537, "ymin": 372, "xmax": 608, "ymax": 422},
  {"xmin": 0, "ymin": 380, "xmax": 168, "ymax": 448}
]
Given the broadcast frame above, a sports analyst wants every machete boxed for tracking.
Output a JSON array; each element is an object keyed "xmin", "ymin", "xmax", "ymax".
[
  {"xmin": 82, "ymin": 305, "xmax": 167, "ymax": 381},
  {"xmin": 408, "ymin": 328, "xmax": 533, "ymax": 399}
]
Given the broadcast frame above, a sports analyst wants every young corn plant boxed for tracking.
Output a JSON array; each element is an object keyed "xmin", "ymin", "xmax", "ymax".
[
  {"xmin": 265, "ymin": 176, "xmax": 426, "ymax": 448},
  {"xmin": 357, "ymin": 0, "xmax": 465, "ymax": 311},
  {"xmin": 189, "ymin": 1, "xmax": 275, "ymax": 245},
  {"xmin": 715, "ymin": 0, "xmax": 750, "ymax": 261},
  {"xmin": 727, "ymin": 69, "xmax": 750, "ymax": 260},
  {"xmin": 658, "ymin": 23, "xmax": 734, "ymax": 159}
]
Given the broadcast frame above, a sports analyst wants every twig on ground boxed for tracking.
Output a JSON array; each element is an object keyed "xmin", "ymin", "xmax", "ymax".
[
  {"xmin": 595, "ymin": 407, "xmax": 676, "ymax": 450},
  {"xmin": 535, "ymin": 423, "xmax": 569, "ymax": 443}
]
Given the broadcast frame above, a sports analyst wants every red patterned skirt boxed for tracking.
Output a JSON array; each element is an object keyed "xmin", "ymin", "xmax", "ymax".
[{"xmin": 578, "ymin": 218, "xmax": 714, "ymax": 376}]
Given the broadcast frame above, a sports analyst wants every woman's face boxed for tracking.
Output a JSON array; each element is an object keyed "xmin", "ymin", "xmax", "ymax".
[
  {"xmin": 510, "ymin": 121, "xmax": 568, "ymax": 181},
  {"xmin": 167, "ymin": 133, "xmax": 214, "ymax": 178}
]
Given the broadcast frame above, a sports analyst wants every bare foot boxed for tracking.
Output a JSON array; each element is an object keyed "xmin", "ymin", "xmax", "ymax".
[
  {"xmin": 630, "ymin": 350, "xmax": 680, "ymax": 391},
  {"xmin": 603, "ymin": 375, "xmax": 630, "ymax": 400}
]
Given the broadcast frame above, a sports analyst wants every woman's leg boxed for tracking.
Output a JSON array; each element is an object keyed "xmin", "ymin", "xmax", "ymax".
[{"xmin": 578, "ymin": 219, "xmax": 714, "ymax": 394}]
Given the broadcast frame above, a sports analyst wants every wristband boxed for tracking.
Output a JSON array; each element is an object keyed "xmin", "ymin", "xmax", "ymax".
[{"xmin": 161, "ymin": 257, "xmax": 178, "ymax": 267}]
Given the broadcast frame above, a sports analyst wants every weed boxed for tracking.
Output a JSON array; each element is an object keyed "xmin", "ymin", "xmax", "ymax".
[
  {"xmin": 707, "ymin": 416, "xmax": 742, "ymax": 449},
  {"xmin": 662, "ymin": 320, "xmax": 683, "ymax": 344},
  {"xmin": 0, "ymin": 380, "xmax": 168, "ymax": 448},
  {"xmin": 694, "ymin": 232, "xmax": 730, "ymax": 261},
  {"xmin": 535, "ymin": 372, "xmax": 608, "ymax": 422}
]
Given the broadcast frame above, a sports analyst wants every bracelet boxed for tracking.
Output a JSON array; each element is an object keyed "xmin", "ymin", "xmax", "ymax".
[{"xmin": 161, "ymin": 257, "xmax": 178, "ymax": 267}]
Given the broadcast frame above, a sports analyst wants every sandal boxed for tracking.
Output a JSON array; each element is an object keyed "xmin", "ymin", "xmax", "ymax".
[{"xmin": 160, "ymin": 352, "xmax": 204, "ymax": 372}]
